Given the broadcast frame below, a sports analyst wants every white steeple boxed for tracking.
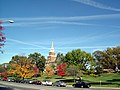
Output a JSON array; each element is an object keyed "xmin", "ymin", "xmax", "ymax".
[{"xmin": 50, "ymin": 41, "xmax": 54, "ymax": 52}]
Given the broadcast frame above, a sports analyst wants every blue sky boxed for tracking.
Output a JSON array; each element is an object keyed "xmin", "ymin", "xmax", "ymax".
[{"xmin": 0, "ymin": 0, "xmax": 120, "ymax": 64}]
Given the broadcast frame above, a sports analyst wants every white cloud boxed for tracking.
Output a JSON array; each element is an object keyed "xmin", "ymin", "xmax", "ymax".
[{"xmin": 73, "ymin": 0, "xmax": 120, "ymax": 11}]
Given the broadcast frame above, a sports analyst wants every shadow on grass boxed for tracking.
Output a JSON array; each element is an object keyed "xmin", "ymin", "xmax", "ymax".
[
  {"xmin": 107, "ymin": 79, "xmax": 120, "ymax": 82},
  {"xmin": 58, "ymin": 79, "xmax": 78, "ymax": 83},
  {"xmin": 55, "ymin": 77, "xmax": 66, "ymax": 79}
]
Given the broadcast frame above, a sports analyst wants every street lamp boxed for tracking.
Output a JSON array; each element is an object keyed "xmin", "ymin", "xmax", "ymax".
[
  {"xmin": 0, "ymin": 20, "xmax": 14, "ymax": 53},
  {"xmin": 0, "ymin": 20, "xmax": 14, "ymax": 24},
  {"xmin": 5, "ymin": 20, "xmax": 14, "ymax": 23}
]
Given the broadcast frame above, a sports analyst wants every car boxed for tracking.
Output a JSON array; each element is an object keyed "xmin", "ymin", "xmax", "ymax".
[
  {"xmin": 2, "ymin": 77, "xmax": 8, "ymax": 81},
  {"xmin": 53, "ymin": 81, "xmax": 66, "ymax": 87},
  {"xmin": 72, "ymin": 81, "xmax": 91, "ymax": 88},
  {"xmin": 8, "ymin": 78, "xmax": 14, "ymax": 82},
  {"xmin": 42, "ymin": 80, "xmax": 53, "ymax": 86},
  {"xmin": 29, "ymin": 80, "xmax": 34, "ymax": 84},
  {"xmin": 31, "ymin": 80, "xmax": 42, "ymax": 85}
]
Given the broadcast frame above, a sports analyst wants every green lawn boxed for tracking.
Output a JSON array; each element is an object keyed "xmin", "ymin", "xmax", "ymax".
[
  {"xmin": 83, "ymin": 73, "xmax": 120, "ymax": 83},
  {"xmin": 83, "ymin": 73, "xmax": 120, "ymax": 87},
  {"xmin": 34, "ymin": 73, "xmax": 120, "ymax": 88}
]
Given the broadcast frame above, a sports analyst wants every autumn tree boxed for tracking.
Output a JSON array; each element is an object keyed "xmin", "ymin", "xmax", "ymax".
[
  {"xmin": 0, "ymin": 64, "xmax": 7, "ymax": 77},
  {"xmin": 93, "ymin": 46, "xmax": 120, "ymax": 73},
  {"xmin": 57, "ymin": 63, "xmax": 67, "ymax": 77},
  {"xmin": 93, "ymin": 50, "xmax": 105, "ymax": 74},
  {"xmin": 0, "ymin": 21, "xmax": 6, "ymax": 53},
  {"xmin": 8, "ymin": 55, "xmax": 36, "ymax": 79},
  {"xmin": 44, "ymin": 65, "xmax": 54, "ymax": 78},
  {"xmin": 33, "ymin": 66, "xmax": 39, "ymax": 77}
]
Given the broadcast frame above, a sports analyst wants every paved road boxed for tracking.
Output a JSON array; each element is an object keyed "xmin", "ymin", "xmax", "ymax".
[{"xmin": 0, "ymin": 81, "xmax": 119, "ymax": 90}]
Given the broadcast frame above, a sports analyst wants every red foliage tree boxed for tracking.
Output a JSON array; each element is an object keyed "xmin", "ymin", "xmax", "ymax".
[
  {"xmin": 57, "ymin": 63, "xmax": 67, "ymax": 77},
  {"xmin": 33, "ymin": 66, "xmax": 39, "ymax": 77},
  {"xmin": 0, "ymin": 21, "xmax": 6, "ymax": 53},
  {"xmin": 1, "ymin": 72, "xmax": 8, "ymax": 77}
]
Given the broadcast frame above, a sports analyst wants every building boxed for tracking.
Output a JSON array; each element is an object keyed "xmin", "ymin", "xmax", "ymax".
[{"xmin": 46, "ymin": 41, "xmax": 56, "ymax": 66}]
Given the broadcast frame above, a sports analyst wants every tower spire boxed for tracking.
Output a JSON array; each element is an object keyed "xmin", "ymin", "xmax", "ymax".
[
  {"xmin": 50, "ymin": 41, "xmax": 54, "ymax": 52},
  {"xmin": 51, "ymin": 41, "xmax": 54, "ymax": 48}
]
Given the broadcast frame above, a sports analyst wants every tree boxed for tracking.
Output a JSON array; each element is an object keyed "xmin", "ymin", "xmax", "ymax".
[
  {"xmin": 0, "ymin": 64, "xmax": 7, "ymax": 77},
  {"xmin": 0, "ymin": 64, "xmax": 6, "ymax": 73},
  {"xmin": 8, "ymin": 55, "xmax": 35, "ymax": 79},
  {"xmin": 0, "ymin": 21, "xmax": 6, "ymax": 53},
  {"xmin": 57, "ymin": 63, "xmax": 67, "ymax": 77},
  {"xmin": 33, "ymin": 66, "xmax": 39, "ymax": 77},
  {"xmin": 28, "ymin": 52, "xmax": 46, "ymax": 72},
  {"xmin": 93, "ymin": 46, "xmax": 120, "ymax": 73},
  {"xmin": 64, "ymin": 49, "xmax": 95, "ymax": 72},
  {"xmin": 66, "ymin": 65, "xmax": 81, "ymax": 82},
  {"xmin": 44, "ymin": 65, "xmax": 54, "ymax": 78},
  {"xmin": 56, "ymin": 53, "xmax": 65, "ymax": 65},
  {"xmin": 111, "ymin": 46, "xmax": 120, "ymax": 72}
]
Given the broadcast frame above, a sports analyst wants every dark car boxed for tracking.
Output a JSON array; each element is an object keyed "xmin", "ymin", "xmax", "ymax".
[
  {"xmin": 72, "ymin": 81, "xmax": 91, "ymax": 88},
  {"xmin": 53, "ymin": 81, "xmax": 66, "ymax": 87},
  {"xmin": 31, "ymin": 80, "xmax": 42, "ymax": 85}
]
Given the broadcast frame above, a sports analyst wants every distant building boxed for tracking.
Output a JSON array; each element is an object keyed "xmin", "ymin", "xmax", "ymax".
[{"xmin": 46, "ymin": 41, "xmax": 56, "ymax": 66}]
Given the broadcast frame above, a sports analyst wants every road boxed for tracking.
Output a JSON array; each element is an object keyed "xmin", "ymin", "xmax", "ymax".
[{"xmin": 0, "ymin": 81, "xmax": 119, "ymax": 90}]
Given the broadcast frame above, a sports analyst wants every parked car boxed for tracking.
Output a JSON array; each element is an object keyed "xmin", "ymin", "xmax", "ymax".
[
  {"xmin": 53, "ymin": 81, "xmax": 66, "ymax": 87},
  {"xmin": 31, "ymin": 80, "xmax": 42, "ymax": 85},
  {"xmin": 29, "ymin": 80, "xmax": 34, "ymax": 84},
  {"xmin": 7, "ymin": 78, "xmax": 15, "ymax": 82},
  {"xmin": 2, "ymin": 77, "xmax": 8, "ymax": 81},
  {"xmin": 42, "ymin": 80, "xmax": 53, "ymax": 86},
  {"xmin": 72, "ymin": 81, "xmax": 91, "ymax": 88}
]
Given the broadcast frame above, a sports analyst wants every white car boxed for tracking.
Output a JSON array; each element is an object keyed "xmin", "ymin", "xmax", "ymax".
[{"xmin": 42, "ymin": 80, "xmax": 53, "ymax": 86}]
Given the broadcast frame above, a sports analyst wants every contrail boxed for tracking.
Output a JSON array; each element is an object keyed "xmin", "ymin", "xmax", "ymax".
[
  {"xmin": 7, "ymin": 38, "xmax": 49, "ymax": 50},
  {"xmin": 2, "ymin": 13, "xmax": 120, "ymax": 22},
  {"xmin": 73, "ymin": 0, "xmax": 120, "ymax": 11}
]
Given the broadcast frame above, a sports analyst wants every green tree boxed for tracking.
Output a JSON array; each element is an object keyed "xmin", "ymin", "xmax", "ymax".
[
  {"xmin": 67, "ymin": 65, "xmax": 81, "ymax": 82},
  {"xmin": 56, "ymin": 52, "xmax": 65, "ymax": 65},
  {"xmin": 28, "ymin": 52, "xmax": 46, "ymax": 72},
  {"xmin": 64, "ymin": 49, "xmax": 95, "ymax": 72}
]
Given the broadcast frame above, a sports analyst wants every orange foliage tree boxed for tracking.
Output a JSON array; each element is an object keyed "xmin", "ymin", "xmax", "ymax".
[
  {"xmin": 8, "ymin": 55, "xmax": 36, "ymax": 79},
  {"xmin": 44, "ymin": 65, "xmax": 54, "ymax": 78}
]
